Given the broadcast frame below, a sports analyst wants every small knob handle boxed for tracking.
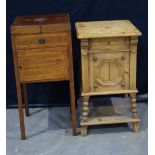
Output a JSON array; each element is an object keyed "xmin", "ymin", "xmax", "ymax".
[
  {"xmin": 93, "ymin": 56, "xmax": 98, "ymax": 61},
  {"xmin": 107, "ymin": 41, "xmax": 111, "ymax": 45},
  {"xmin": 121, "ymin": 81, "xmax": 125, "ymax": 87},
  {"xmin": 93, "ymin": 83, "xmax": 98, "ymax": 88},
  {"xmin": 38, "ymin": 38, "xmax": 46, "ymax": 44},
  {"xmin": 18, "ymin": 65, "xmax": 22, "ymax": 69},
  {"xmin": 121, "ymin": 55, "xmax": 126, "ymax": 60}
]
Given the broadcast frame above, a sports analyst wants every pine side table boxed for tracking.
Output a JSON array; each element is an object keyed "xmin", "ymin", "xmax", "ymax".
[
  {"xmin": 11, "ymin": 13, "xmax": 76, "ymax": 139},
  {"xmin": 75, "ymin": 20, "xmax": 142, "ymax": 136}
]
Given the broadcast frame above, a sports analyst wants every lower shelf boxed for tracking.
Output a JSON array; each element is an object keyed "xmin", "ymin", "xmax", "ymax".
[{"xmin": 80, "ymin": 116, "xmax": 140, "ymax": 126}]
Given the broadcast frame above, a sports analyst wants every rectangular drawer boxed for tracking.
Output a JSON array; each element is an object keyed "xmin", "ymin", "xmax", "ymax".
[
  {"xmin": 17, "ymin": 47, "xmax": 69, "ymax": 82},
  {"xmin": 14, "ymin": 32, "xmax": 69, "ymax": 50},
  {"xmin": 89, "ymin": 37, "xmax": 130, "ymax": 52}
]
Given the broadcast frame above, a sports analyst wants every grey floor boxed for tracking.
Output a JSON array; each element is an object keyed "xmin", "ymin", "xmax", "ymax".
[{"xmin": 6, "ymin": 100, "xmax": 148, "ymax": 155}]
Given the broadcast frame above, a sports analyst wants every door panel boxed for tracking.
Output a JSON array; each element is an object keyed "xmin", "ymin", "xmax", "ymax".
[
  {"xmin": 89, "ymin": 52, "xmax": 129, "ymax": 92},
  {"xmin": 17, "ymin": 47, "xmax": 69, "ymax": 82}
]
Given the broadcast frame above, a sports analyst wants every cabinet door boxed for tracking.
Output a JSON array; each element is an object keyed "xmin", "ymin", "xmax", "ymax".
[
  {"xmin": 89, "ymin": 52, "xmax": 129, "ymax": 92},
  {"xmin": 17, "ymin": 47, "xmax": 69, "ymax": 82}
]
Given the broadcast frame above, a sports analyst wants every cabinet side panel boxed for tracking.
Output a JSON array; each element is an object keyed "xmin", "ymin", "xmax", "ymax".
[
  {"xmin": 129, "ymin": 37, "xmax": 138, "ymax": 90},
  {"xmin": 81, "ymin": 39, "xmax": 89, "ymax": 92}
]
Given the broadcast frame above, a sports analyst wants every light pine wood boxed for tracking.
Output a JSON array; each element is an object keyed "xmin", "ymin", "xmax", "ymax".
[
  {"xmin": 75, "ymin": 20, "xmax": 142, "ymax": 39},
  {"xmin": 80, "ymin": 116, "xmax": 140, "ymax": 126},
  {"xmin": 130, "ymin": 93, "xmax": 140, "ymax": 132},
  {"xmin": 89, "ymin": 51, "xmax": 130, "ymax": 92},
  {"xmin": 129, "ymin": 37, "xmax": 138, "ymax": 89},
  {"xmin": 81, "ymin": 39, "xmax": 89, "ymax": 92},
  {"xmin": 133, "ymin": 122, "xmax": 140, "ymax": 132},
  {"xmin": 11, "ymin": 13, "xmax": 77, "ymax": 139},
  {"xmin": 81, "ymin": 89, "xmax": 138, "ymax": 96},
  {"xmin": 130, "ymin": 93, "xmax": 138, "ymax": 118},
  {"xmin": 81, "ymin": 96, "xmax": 89, "ymax": 137},
  {"xmin": 89, "ymin": 37, "xmax": 130, "ymax": 52},
  {"xmin": 76, "ymin": 20, "xmax": 142, "ymax": 136},
  {"xmin": 82, "ymin": 96, "xmax": 89, "ymax": 121},
  {"xmin": 81, "ymin": 126, "xmax": 88, "ymax": 136}
]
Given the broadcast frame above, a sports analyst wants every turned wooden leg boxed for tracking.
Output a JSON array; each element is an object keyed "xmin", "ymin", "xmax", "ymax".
[
  {"xmin": 81, "ymin": 125, "xmax": 88, "ymax": 137},
  {"xmin": 130, "ymin": 93, "xmax": 140, "ymax": 132},
  {"xmin": 81, "ymin": 96, "xmax": 89, "ymax": 136},
  {"xmin": 22, "ymin": 84, "xmax": 30, "ymax": 117},
  {"xmin": 69, "ymin": 80, "xmax": 77, "ymax": 136},
  {"xmin": 82, "ymin": 96, "xmax": 89, "ymax": 122},
  {"xmin": 16, "ymin": 82, "xmax": 26, "ymax": 140}
]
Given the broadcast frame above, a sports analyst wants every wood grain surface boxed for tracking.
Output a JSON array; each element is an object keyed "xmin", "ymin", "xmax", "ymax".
[{"xmin": 76, "ymin": 20, "xmax": 142, "ymax": 39}]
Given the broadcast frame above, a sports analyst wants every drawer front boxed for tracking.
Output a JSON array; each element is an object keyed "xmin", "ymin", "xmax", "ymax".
[
  {"xmin": 89, "ymin": 51, "xmax": 129, "ymax": 92},
  {"xmin": 15, "ymin": 32, "xmax": 69, "ymax": 49},
  {"xmin": 89, "ymin": 37, "xmax": 130, "ymax": 52},
  {"xmin": 17, "ymin": 47, "xmax": 69, "ymax": 82}
]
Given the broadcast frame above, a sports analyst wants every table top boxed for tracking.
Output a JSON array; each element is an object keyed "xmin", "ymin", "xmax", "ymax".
[
  {"xmin": 12, "ymin": 13, "xmax": 69, "ymax": 26},
  {"xmin": 11, "ymin": 13, "xmax": 70, "ymax": 34},
  {"xmin": 75, "ymin": 20, "xmax": 142, "ymax": 39}
]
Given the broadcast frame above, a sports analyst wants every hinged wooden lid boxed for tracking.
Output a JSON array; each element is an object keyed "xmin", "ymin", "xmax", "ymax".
[
  {"xmin": 11, "ymin": 13, "xmax": 70, "ymax": 34},
  {"xmin": 75, "ymin": 20, "xmax": 142, "ymax": 39}
]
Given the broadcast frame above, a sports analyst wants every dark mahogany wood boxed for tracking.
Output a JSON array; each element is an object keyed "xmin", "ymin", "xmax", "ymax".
[
  {"xmin": 22, "ymin": 84, "xmax": 30, "ymax": 117},
  {"xmin": 11, "ymin": 13, "xmax": 76, "ymax": 139}
]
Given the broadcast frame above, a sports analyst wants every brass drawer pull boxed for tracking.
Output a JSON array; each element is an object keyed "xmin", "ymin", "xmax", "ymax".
[{"xmin": 38, "ymin": 38, "xmax": 46, "ymax": 44}]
